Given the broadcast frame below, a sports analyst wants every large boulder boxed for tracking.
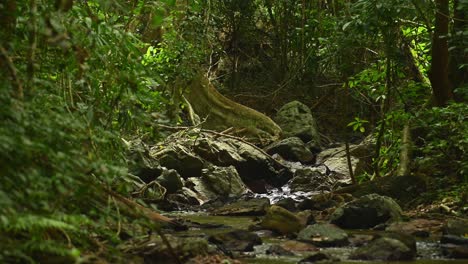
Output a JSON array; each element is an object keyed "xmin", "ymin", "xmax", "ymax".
[
  {"xmin": 193, "ymin": 136, "xmax": 291, "ymax": 187},
  {"xmin": 185, "ymin": 165, "xmax": 248, "ymax": 203},
  {"xmin": 297, "ymin": 223, "xmax": 349, "ymax": 247},
  {"xmin": 440, "ymin": 219, "xmax": 468, "ymax": 259},
  {"xmin": 330, "ymin": 194, "xmax": 403, "ymax": 229},
  {"xmin": 274, "ymin": 101, "xmax": 320, "ymax": 143},
  {"xmin": 125, "ymin": 139, "xmax": 163, "ymax": 183},
  {"xmin": 264, "ymin": 137, "xmax": 315, "ymax": 163},
  {"xmin": 151, "ymin": 145, "xmax": 204, "ymax": 179},
  {"xmin": 350, "ymin": 237, "xmax": 415, "ymax": 261},
  {"xmin": 260, "ymin": 205, "xmax": 305, "ymax": 235},
  {"xmin": 201, "ymin": 165, "xmax": 248, "ymax": 197}
]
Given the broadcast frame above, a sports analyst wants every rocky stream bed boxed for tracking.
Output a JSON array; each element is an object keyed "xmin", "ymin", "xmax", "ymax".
[{"xmin": 121, "ymin": 101, "xmax": 467, "ymax": 263}]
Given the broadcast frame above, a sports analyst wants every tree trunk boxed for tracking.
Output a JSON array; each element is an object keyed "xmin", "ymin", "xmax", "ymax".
[
  {"xmin": 449, "ymin": 0, "xmax": 467, "ymax": 98},
  {"xmin": 429, "ymin": 0, "xmax": 453, "ymax": 106},
  {"xmin": 185, "ymin": 73, "xmax": 282, "ymax": 144}
]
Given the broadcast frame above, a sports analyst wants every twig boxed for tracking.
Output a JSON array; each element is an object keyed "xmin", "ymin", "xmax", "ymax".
[{"xmin": 0, "ymin": 45, "xmax": 23, "ymax": 100}]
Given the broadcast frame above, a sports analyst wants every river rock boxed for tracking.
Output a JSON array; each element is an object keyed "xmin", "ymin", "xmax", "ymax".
[
  {"xmin": 299, "ymin": 252, "xmax": 339, "ymax": 263},
  {"xmin": 290, "ymin": 168, "xmax": 329, "ymax": 192},
  {"xmin": 264, "ymin": 137, "xmax": 315, "ymax": 163},
  {"xmin": 126, "ymin": 139, "xmax": 163, "ymax": 183},
  {"xmin": 213, "ymin": 197, "xmax": 270, "ymax": 216},
  {"xmin": 350, "ymin": 237, "xmax": 415, "ymax": 261},
  {"xmin": 156, "ymin": 168, "xmax": 184, "ymax": 194},
  {"xmin": 266, "ymin": 245, "xmax": 294, "ymax": 256},
  {"xmin": 274, "ymin": 197, "xmax": 297, "ymax": 212},
  {"xmin": 151, "ymin": 145, "xmax": 204, "ymax": 178},
  {"xmin": 185, "ymin": 165, "xmax": 248, "ymax": 203},
  {"xmin": 166, "ymin": 187, "xmax": 201, "ymax": 206},
  {"xmin": 297, "ymin": 223, "xmax": 349, "ymax": 247},
  {"xmin": 280, "ymin": 240, "xmax": 318, "ymax": 253},
  {"xmin": 441, "ymin": 243, "xmax": 468, "ymax": 258},
  {"xmin": 386, "ymin": 219, "xmax": 442, "ymax": 238},
  {"xmin": 330, "ymin": 194, "xmax": 402, "ymax": 229},
  {"xmin": 297, "ymin": 193, "xmax": 349, "ymax": 210},
  {"xmin": 260, "ymin": 205, "xmax": 304, "ymax": 235},
  {"xmin": 201, "ymin": 165, "xmax": 248, "ymax": 197},
  {"xmin": 442, "ymin": 219, "xmax": 468, "ymax": 237},
  {"xmin": 274, "ymin": 101, "xmax": 320, "ymax": 143},
  {"xmin": 208, "ymin": 230, "xmax": 262, "ymax": 252},
  {"xmin": 296, "ymin": 210, "xmax": 316, "ymax": 226},
  {"xmin": 193, "ymin": 136, "xmax": 291, "ymax": 187}
]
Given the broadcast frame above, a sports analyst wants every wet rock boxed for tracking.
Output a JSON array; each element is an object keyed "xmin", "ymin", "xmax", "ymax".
[
  {"xmin": 260, "ymin": 205, "xmax": 305, "ymax": 235},
  {"xmin": 379, "ymin": 232, "xmax": 417, "ymax": 252},
  {"xmin": 185, "ymin": 165, "xmax": 248, "ymax": 203},
  {"xmin": 125, "ymin": 235, "xmax": 209, "ymax": 263},
  {"xmin": 266, "ymin": 245, "xmax": 294, "ymax": 256},
  {"xmin": 213, "ymin": 198, "xmax": 270, "ymax": 216},
  {"xmin": 193, "ymin": 136, "xmax": 291, "ymax": 187},
  {"xmin": 280, "ymin": 240, "xmax": 318, "ymax": 253},
  {"xmin": 290, "ymin": 168, "xmax": 329, "ymax": 192},
  {"xmin": 299, "ymin": 252, "xmax": 339, "ymax": 263},
  {"xmin": 201, "ymin": 165, "xmax": 248, "ymax": 197},
  {"xmin": 126, "ymin": 139, "xmax": 163, "ymax": 183},
  {"xmin": 156, "ymin": 169, "xmax": 184, "ymax": 194},
  {"xmin": 439, "ymin": 218, "xmax": 468, "ymax": 258},
  {"xmin": 274, "ymin": 101, "xmax": 320, "ymax": 143},
  {"xmin": 208, "ymin": 230, "xmax": 262, "ymax": 252},
  {"xmin": 152, "ymin": 146, "xmax": 205, "ymax": 179},
  {"xmin": 442, "ymin": 219, "xmax": 468, "ymax": 237},
  {"xmin": 265, "ymin": 137, "xmax": 315, "ymax": 163},
  {"xmin": 441, "ymin": 235, "xmax": 468, "ymax": 245},
  {"xmin": 441, "ymin": 243, "xmax": 468, "ymax": 258},
  {"xmin": 298, "ymin": 194, "xmax": 341, "ymax": 211},
  {"xmin": 274, "ymin": 197, "xmax": 297, "ymax": 212},
  {"xmin": 350, "ymin": 237, "xmax": 415, "ymax": 261},
  {"xmin": 166, "ymin": 187, "xmax": 201, "ymax": 206},
  {"xmin": 386, "ymin": 219, "xmax": 442, "ymax": 238},
  {"xmin": 297, "ymin": 223, "xmax": 349, "ymax": 247},
  {"xmin": 330, "ymin": 194, "xmax": 402, "ymax": 229},
  {"xmin": 296, "ymin": 210, "xmax": 316, "ymax": 226}
]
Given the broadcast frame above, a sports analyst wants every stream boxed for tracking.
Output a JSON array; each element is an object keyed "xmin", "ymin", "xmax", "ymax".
[{"xmin": 168, "ymin": 212, "xmax": 466, "ymax": 264}]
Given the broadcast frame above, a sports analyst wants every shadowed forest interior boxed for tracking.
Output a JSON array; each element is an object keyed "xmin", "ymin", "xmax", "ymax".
[{"xmin": 0, "ymin": 0, "xmax": 467, "ymax": 263}]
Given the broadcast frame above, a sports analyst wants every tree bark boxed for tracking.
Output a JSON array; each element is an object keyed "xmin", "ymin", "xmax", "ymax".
[
  {"xmin": 185, "ymin": 73, "xmax": 282, "ymax": 144},
  {"xmin": 449, "ymin": 0, "xmax": 467, "ymax": 97},
  {"xmin": 429, "ymin": 0, "xmax": 453, "ymax": 106}
]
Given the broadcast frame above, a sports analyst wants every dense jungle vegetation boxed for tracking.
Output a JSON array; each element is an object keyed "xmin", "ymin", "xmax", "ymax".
[{"xmin": 0, "ymin": 0, "xmax": 467, "ymax": 263}]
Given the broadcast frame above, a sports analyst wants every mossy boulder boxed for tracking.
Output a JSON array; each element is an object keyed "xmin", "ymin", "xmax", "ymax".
[
  {"xmin": 330, "ymin": 194, "xmax": 403, "ymax": 229},
  {"xmin": 350, "ymin": 237, "xmax": 415, "ymax": 261},
  {"xmin": 274, "ymin": 101, "xmax": 320, "ymax": 143},
  {"xmin": 260, "ymin": 205, "xmax": 305, "ymax": 235}
]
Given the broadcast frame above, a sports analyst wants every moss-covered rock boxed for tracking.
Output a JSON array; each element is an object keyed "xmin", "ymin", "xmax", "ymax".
[
  {"xmin": 260, "ymin": 205, "xmax": 305, "ymax": 235},
  {"xmin": 350, "ymin": 237, "xmax": 415, "ymax": 261},
  {"xmin": 297, "ymin": 223, "xmax": 349, "ymax": 247},
  {"xmin": 330, "ymin": 194, "xmax": 403, "ymax": 229}
]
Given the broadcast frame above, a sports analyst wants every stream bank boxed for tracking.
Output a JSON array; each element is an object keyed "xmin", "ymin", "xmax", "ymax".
[{"xmin": 121, "ymin": 101, "xmax": 467, "ymax": 263}]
